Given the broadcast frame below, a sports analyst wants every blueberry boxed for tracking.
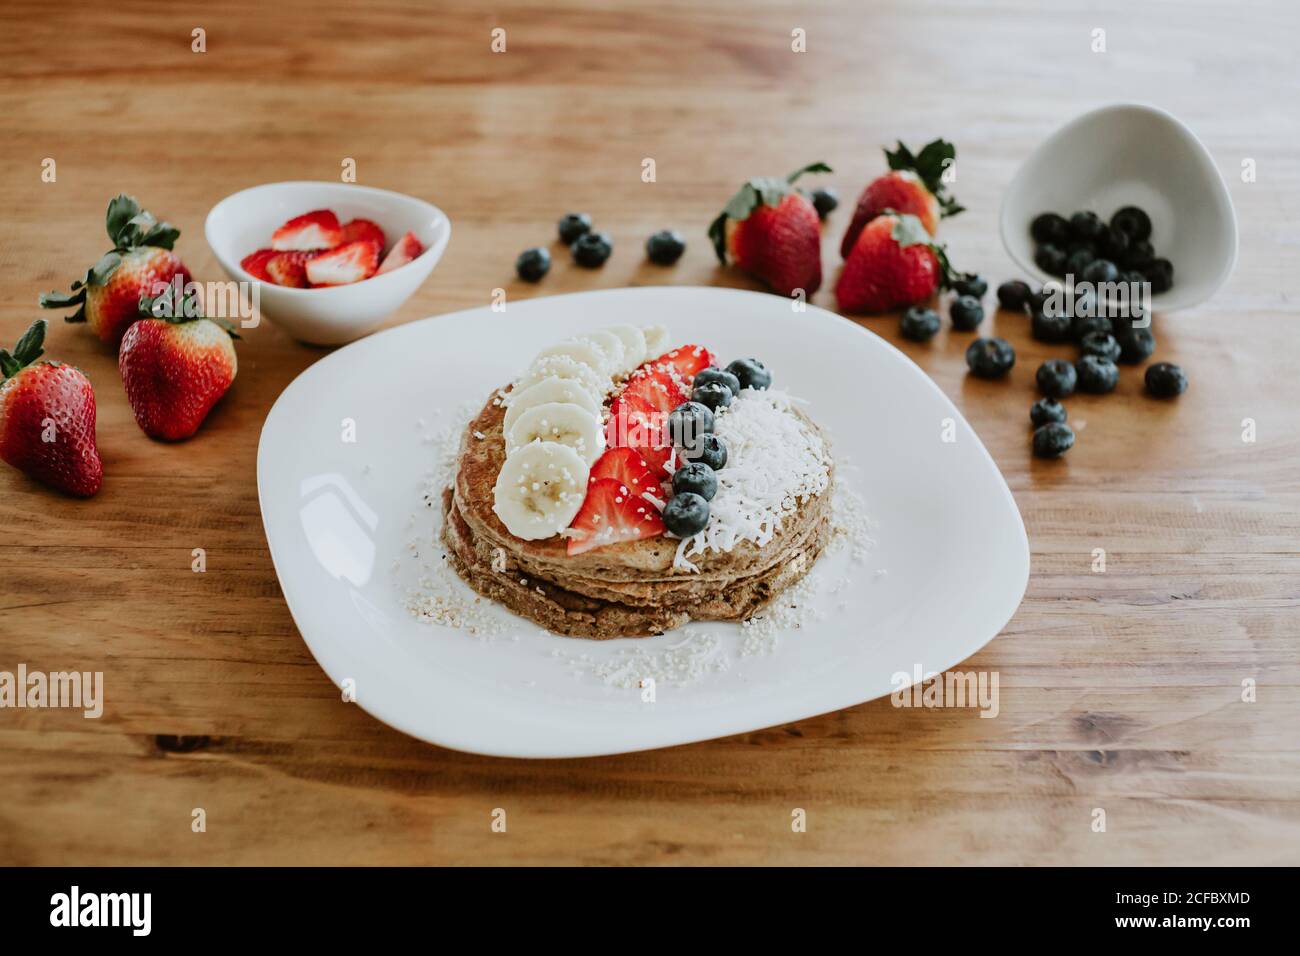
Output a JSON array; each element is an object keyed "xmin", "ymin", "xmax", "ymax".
[
  {"xmin": 725, "ymin": 358, "xmax": 771, "ymax": 391},
  {"xmin": 1030, "ymin": 397, "xmax": 1068, "ymax": 428},
  {"xmin": 1116, "ymin": 324, "xmax": 1155, "ymax": 364},
  {"xmin": 953, "ymin": 273, "xmax": 988, "ymax": 298},
  {"xmin": 694, "ymin": 365, "xmax": 741, "ymax": 396},
  {"xmin": 1068, "ymin": 211, "xmax": 1105, "ymax": 241},
  {"xmin": 1072, "ymin": 314, "xmax": 1113, "ymax": 342},
  {"xmin": 1028, "ymin": 287, "xmax": 1055, "ymax": 315},
  {"xmin": 557, "ymin": 212, "xmax": 592, "ymax": 245},
  {"xmin": 1065, "ymin": 248, "xmax": 1095, "ymax": 278},
  {"xmin": 662, "ymin": 492, "xmax": 710, "ymax": 537},
  {"xmin": 1143, "ymin": 257, "xmax": 1174, "ymax": 293},
  {"xmin": 572, "ymin": 231, "xmax": 613, "ymax": 268},
  {"xmin": 950, "ymin": 294, "xmax": 985, "ymax": 331},
  {"xmin": 645, "ymin": 229, "xmax": 686, "ymax": 265},
  {"xmin": 1097, "ymin": 227, "xmax": 1130, "ymax": 262},
  {"xmin": 1030, "ymin": 213, "xmax": 1070, "ymax": 245},
  {"xmin": 900, "ymin": 306, "xmax": 941, "ymax": 341},
  {"xmin": 671, "ymin": 462, "xmax": 718, "ymax": 501},
  {"xmin": 1110, "ymin": 206, "xmax": 1152, "ymax": 241},
  {"xmin": 1031, "ymin": 308, "xmax": 1072, "ymax": 343},
  {"xmin": 965, "ymin": 337, "xmax": 1015, "ymax": 378},
  {"xmin": 1032, "ymin": 422, "xmax": 1075, "ymax": 459},
  {"xmin": 666, "ymin": 401, "xmax": 714, "ymax": 446},
  {"xmin": 1079, "ymin": 331, "xmax": 1121, "ymax": 363},
  {"xmin": 997, "ymin": 280, "xmax": 1033, "ymax": 312},
  {"xmin": 810, "ymin": 187, "xmax": 839, "ymax": 219},
  {"xmin": 1034, "ymin": 243, "xmax": 1067, "ymax": 276},
  {"xmin": 681, "ymin": 433, "xmax": 727, "ymax": 470},
  {"xmin": 1076, "ymin": 355, "xmax": 1120, "ymax": 394},
  {"xmin": 1119, "ymin": 269, "xmax": 1146, "ymax": 286},
  {"xmin": 691, "ymin": 381, "xmax": 733, "ymax": 411},
  {"xmin": 515, "ymin": 247, "xmax": 551, "ymax": 282},
  {"xmin": 1082, "ymin": 258, "xmax": 1119, "ymax": 285},
  {"xmin": 1145, "ymin": 362, "xmax": 1187, "ymax": 398},
  {"xmin": 1035, "ymin": 359, "xmax": 1077, "ymax": 398},
  {"xmin": 1123, "ymin": 239, "xmax": 1155, "ymax": 269},
  {"xmin": 1066, "ymin": 239, "xmax": 1098, "ymax": 259}
]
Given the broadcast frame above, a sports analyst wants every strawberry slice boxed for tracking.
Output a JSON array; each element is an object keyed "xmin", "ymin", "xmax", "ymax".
[
  {"xmin": 589, "ymin": 446, "xmax": 662, "ymax": 498},
  {"xmin": 621, "ymin": 366, "xmax": 688, "ymax": 416},
  {"xmin": 647, "ymin": 344, "xmax": 716, "ymax": 384},
  {"xmin": 341, "ymin": 218, "xmax": 386, "ymax": 251},
  {"xmin": 304, "ymin": 240, "xmax": 380, "ymax": 286},
  {"xmin": 240, "ymin": 248, "xmax": 277, "ymax": 282},
  {"xmin": 566, "ymin": 477, "xmax": 665, "ymax": 556},
  {"xmin": 606, "ymin": 370, "xmax": 685, "ymax": 475},
  {"xmin": 375, "ymin": 231, "xmax": 424, "ymax": 275},
  {"xmin": 265, "ymin": 251, "xmax": 313, "ymax": 288},
  {"xmin": 272, "ymin": 210, "xmax": 343, "ymax": 251}
]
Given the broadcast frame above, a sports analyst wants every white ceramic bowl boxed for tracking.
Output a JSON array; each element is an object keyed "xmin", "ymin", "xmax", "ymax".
[
  {"xmin": 206, "ymin": 181, "xmax": 451, "ymax": 345},
  {"xmin": 1000, "ymin": 103, "xmax": 1237, "ymax": 312}
]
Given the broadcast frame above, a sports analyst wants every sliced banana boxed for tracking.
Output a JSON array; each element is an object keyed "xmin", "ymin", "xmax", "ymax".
[
  {"xmin": 505, "ymin": 402, "xmax": 605, "ymax": 466},
  {"xmin": 535, "ymin": 340, "xmax": 608, "ymax": 379},
  {"xmin": 515, "ymin": 354, "xmax": 609, "ymax": 402},
  {"xmin": 493, "ymin": 441, "xmax": 590, "ymax": 540},
  {"xmin": 577, "ymin": 330, "xmax": 626, "ymax": 377},
  {"xmin": 604, "ymin": 324, "xmax": 647, "ymax": 373},
  {"xmin": 503, "ymin": 376, "xmax": 601, "ymax": 436},
  {"xmin": 642, "ymin": 324, "xmax": 670, "ymax": 359}
]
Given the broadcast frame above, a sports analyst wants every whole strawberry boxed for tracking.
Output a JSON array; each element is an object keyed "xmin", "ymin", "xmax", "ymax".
[
  {"xmin": 836, "ymin": 213, "xmax": 959, "ymax": 314},
  {"xmin": 0, "ymin": 319, "xmax": 103, "ymax": 497},
  {"xmin": 709, "ymin": 162, "xmax": 832, "ymax": 297},
  {"xmin": 840, "ymin": 139, "xmax": 963, "ymax": 258},
  {"xmin": 41, "ymin": 194, "xmax": 191, "ymax": 344},
  {"xmin": 120, "ymin": 295, "xmax": 238, "ymax": 441}
]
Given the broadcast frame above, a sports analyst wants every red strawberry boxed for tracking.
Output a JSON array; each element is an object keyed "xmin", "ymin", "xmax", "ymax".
[
  {"xmin": 589, "ymin": 446, "xmax": 661, "ymax": 499},
  {"xmin": 840, "ymin": 139, "xmax": 963, "ymax": 257},
  {"xmin": 271, "ymin": 210, "xmax": 343, "ymax": 251},
  {"xmin": 375, "ymin": 231, "xmax": 424, "ymax": 275},
  {"xmin": 120, "ymin": 295, "xmax": 238, "ymax": 441},
  {"xmin": 836, "ymin": 213, "xmax": 959, "ymax": 314},
  {"xmin": 708, "ymin": 162, "xmax": 832, "ymax": 297},
  {"xmin": 240, "ymin": 248, "xmax": 277, "ymax": 282},
  {"xmin": 340, "ymin": 218, "xmax": 386, "ymax": 250},
  {"xmin": 305, "ymin": 240, "xmax": 380, "ymax": 286},
  {"xmin": 41, "ymin": 194, "xmax": 190, "ymax": 344},
  {"xmin": 565, "ymin": 477, "xmax": 665, "ymax": 556},
  {"xmin": 0, "ymin": 320, "xmax": 102, "ymax": 497},
  {"xmin": 622, "ymin": 366, "xmax": 689, "ymax": 417},
  {"xmin": 647, "ymin": 344, "xmax": 716, "ymax": 385},
  {"xmin": 606, "ymin": 368, "xmax": 687, "ymax": 475},
  {"xmin": 265, "ymin": 251, "xmax": 313, "ymax": 288}
]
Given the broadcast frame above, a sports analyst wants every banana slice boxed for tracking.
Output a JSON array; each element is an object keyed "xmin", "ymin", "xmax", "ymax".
[
  {"xmin": 493, "ymin": 441, "xmax": 590, "ymax": 540},
  {"xmin": 642, "ymin": 324, "xmax": 670, "ymax": 359},
  {"xmin": 604, "ymin": 324, "xmax": 647, "ymax": 373},
  {"xmin": 503, "ymin": 376, "xmax": 601, "ymax": 437},
  {"xmin": 515, "ymin": 354, "xmax": 609, "ymax": 402},
  {"xmin": 535, "ymin": 340, "xmax": 608, "ymax": 379},
  {"xmin": 505, "ymin": 402, "xmax": 605, "ymax": 466},
  {"xmin": 577, "ymin": 330, "xmax": 626, "ymax": 377}
]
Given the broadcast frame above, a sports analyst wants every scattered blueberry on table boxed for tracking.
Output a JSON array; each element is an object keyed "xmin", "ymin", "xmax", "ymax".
[
  {"xmin": 571, "ymin": 231, "xmax": 613, "ymax": 268},
  {"xmin": 950, "ymin": 294, "xmax": 985, "ymax": 331},
  {"xmin": 900, "ymin": 306, "xmax": 941, "ymax": 341},
  {"xmin": 1033, "ymin": 422, "xmax": 1075, "ymax": 459},
  {"xmin": 1145, "ymin": 362, "xmax": 1188, "ymax": 398},
  {"xmin": 1035, "ymin": 359, "xmax": 1077, "ymax": 398},
  {"xmin": 1076, "ymin": 355, "xmax": 1120, "ymax": 394},
  {"xmin": 810, "ymin": 187, "xmax": 839, "ymax": 220},
  {"xmin": 557, "ymin": 212, "xmax": 592, "ymax": 245},
  {"xmin": 645, "ymin": 229, "xmax": 686, "ymax": 265},
  {"xmin": 515, "ymin": 247, "xmax": 550, "ymax": 282},
  {"xmin": 966, "ymin": 337, "xmax": 1016, "ymax": 378},
  {"xmin": 1030, "ymin": 397, "xmax": 1067, "ymax": 428}
]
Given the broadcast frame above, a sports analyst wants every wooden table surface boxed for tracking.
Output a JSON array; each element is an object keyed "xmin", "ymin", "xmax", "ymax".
[{"xmin": 2, "ymin": 0, "xmax": 1298, "ymax": 866}]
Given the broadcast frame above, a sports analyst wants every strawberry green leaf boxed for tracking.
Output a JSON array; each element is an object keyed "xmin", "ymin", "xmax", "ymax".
[
  {"xmin": 39, "ymin": 287, "xmax": 86, "ymax": 308},
  {"xmin": 0, "ymin": 350, "xmax": 16, "ymax": 380},
  {"xmin": 141, "ymin": 219, "xmax": 179, "ymax": 250},
  {"xmin": 0, "ymin": 319, "xmax": 46, "ymax": 378},
  {"xmin": 784, "ymin": 161, "xmax": 832, "ymax": 184},
  {"xmin": 87, "ymin": 251, "xmax": 123, "ymax": 286},
  {"xmin": 885, "ymin": 139, "xmax": 963, "ymax": 219},
  {"xmin": 707, "ymin": 212, "xmax": 729, "ymax": 264},
  {"xmin": 105, "ymin": 194, "xmax": 142, "ymax": 245},
  {"xmin": 889, "ymin": 213, "xmax": 933, "ymax": 248}
]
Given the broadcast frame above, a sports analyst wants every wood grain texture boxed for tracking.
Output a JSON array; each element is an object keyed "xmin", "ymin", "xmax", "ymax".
[{"xmin": 2, "ymin": 0, "xmax": 1299, "ymax": 865}]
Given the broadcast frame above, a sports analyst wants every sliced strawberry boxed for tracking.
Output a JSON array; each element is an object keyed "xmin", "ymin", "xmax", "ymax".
[
  {"xmin": 566, "ymin": 477, "xmax": 665, "ymax": 556},
  {"xmin": 621, "ymin": 366, "xmax": 688, "ymax": 417},
  {"xmin": 606, "ymin": 371, "xmax": 684, "ymax": 476},
  {"xmin": 375, "ymin": 231, "xmax": 424, "ymax": 275},
  {"xmin": 647, "ymin": 344, "xmax": 716, "ymax": 384},
  {"xmin": 589, "ymin": 446, "xmax": 661, "ymax": 498},
  {"xmin": 240, "ymin": 248, "xmax": 277, "ymax": 282},
  {"xmin": 271, "ymin": 210, "xmax": 343, "ymax": 251},
  {"xmin": 265, "ymin": 251, "xmax": 313, "ymax": 288},
  {"xmin": 341, "ymin": 218, "xmax": 386, "ymax": 250},
  {"xmin": 304, "ymin": 240, "xmax": 380, "ymax": 286}
]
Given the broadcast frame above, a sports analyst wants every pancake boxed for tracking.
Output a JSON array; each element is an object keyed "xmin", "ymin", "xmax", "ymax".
[{"xmin": 440, "ymin": 387, "xmax": 834, "ymax": 639}]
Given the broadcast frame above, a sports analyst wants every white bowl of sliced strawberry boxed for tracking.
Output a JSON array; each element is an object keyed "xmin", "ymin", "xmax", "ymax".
[{"xmin": 206, "ymin": 181, "xmax": 450, "ymax": 345}]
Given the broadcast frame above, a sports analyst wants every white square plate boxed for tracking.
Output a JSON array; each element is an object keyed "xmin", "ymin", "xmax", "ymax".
[{"xmin": 257, "ymin": 287, "xmax": 1028, "ymax": 757}]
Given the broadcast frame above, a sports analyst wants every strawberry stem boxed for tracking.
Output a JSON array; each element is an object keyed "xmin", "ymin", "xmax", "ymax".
[
  {"xmin": 884, "ymin": 139, "xmax": 964, "ymax": 218},
  {"xmin": 0, "ymin": 319, "xmax": 47, "ymax": 379}
]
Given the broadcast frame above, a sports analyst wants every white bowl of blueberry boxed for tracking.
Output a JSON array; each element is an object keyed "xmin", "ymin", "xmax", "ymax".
[{"xmin": 999, "ymin": 103, "xmax": 1237, "ymax": 313}]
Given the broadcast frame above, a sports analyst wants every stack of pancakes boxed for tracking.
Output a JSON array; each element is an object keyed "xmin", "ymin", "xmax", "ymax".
[{"xmin": 442, "ymin": 390, "xmax": 834, "ymax": 639}]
